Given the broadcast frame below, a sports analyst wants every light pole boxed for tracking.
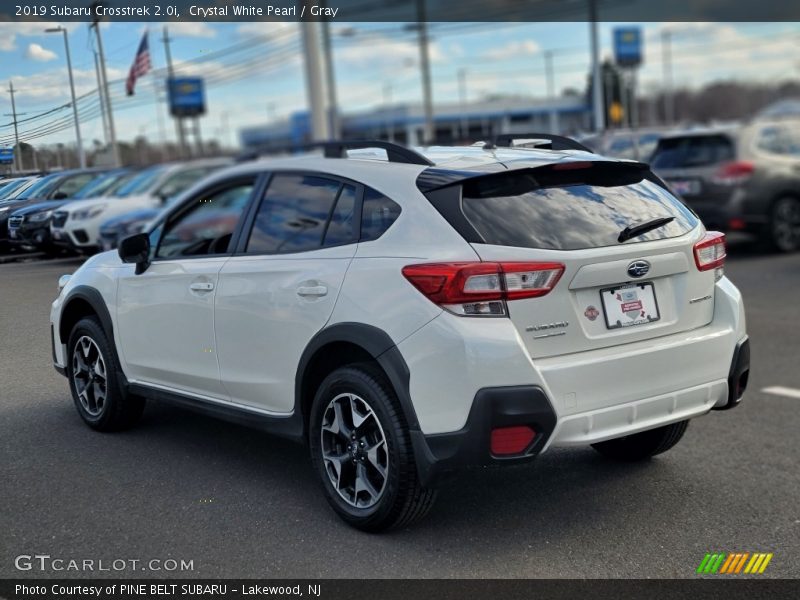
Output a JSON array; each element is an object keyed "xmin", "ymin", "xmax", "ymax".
[{"xmin": 46, "ymin": 27, "xmax": 85, "ymax": 168}]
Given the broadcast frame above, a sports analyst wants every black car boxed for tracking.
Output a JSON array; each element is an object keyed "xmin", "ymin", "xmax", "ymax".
[
  {"xmin": 6, "ymin": 169, "xmax": 135, "ymax": 253},
  {"xmin": 0, "ymin": 169, "xmax": 106, "ymax": 252},
  {"xmin": 651, "ymin": 121, "xmax": 800, "ymax": 252}
]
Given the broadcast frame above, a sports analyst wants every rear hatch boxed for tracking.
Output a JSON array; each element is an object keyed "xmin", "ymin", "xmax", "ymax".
[
  {"xmin": 650, "ymin": 133, "xmax": 742, "ymax": 226},
  {"xmin": 425, "ymin": 161, "xmax": 719, "ymax": 359}
]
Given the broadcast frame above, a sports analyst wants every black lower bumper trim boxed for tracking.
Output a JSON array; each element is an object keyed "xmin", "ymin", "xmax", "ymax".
[
  {"xmin": 715, "ymin": 336, "xmax": 750, "ymax": 410},
  {"xmin": 411, "ymin": 385, "xmax": 557, "ymax": 487}
]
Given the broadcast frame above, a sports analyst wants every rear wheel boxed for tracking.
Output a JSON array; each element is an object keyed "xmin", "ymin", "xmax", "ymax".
[
  {"xmin": 769, "ymin": 196, "xmax": 800, "ymax": 252},
  {"xmin": 309, "ymin": 364, "xmax": 436, "ymax": 532},
  {"xmin": 67, "ymin": 317, "xmax": 145, "ymax": 431},
  {"xmin": 591, "ymin": 420, "xmax": 689, "ymax": 461}
]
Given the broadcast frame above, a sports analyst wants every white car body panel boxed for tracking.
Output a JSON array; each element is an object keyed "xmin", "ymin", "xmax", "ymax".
[{"xmin": 50, "ymin": 150, "xmax": 748, "ymax": 466}]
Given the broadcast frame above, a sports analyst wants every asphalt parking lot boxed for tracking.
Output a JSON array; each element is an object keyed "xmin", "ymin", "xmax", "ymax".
[{"xmin": 1, "ymin": 240, "xmax": 798, "ymax": 579}]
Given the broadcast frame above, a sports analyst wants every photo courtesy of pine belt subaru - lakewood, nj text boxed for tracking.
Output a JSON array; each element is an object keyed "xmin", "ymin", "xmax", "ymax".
[{"xmin": 50, "ymin": 137, "xmax": 750, "ymax": 531}]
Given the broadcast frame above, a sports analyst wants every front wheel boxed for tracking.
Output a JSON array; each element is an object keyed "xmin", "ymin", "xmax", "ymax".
[
  {"xmin": 591, "ymin": 420, "xmax": 689, "ymax": 461},
  {"xmin": 67, "ymin": 317, "xmax": 145, "ymax": 431},
  {"xmin": 309, "ymin": 364, "xmax": 436, "ymax": 532}
]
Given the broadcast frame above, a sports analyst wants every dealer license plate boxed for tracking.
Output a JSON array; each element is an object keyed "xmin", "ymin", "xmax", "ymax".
[{"xmin": 600, "ymin": 282, "xmax": 660, "ymax": 330}]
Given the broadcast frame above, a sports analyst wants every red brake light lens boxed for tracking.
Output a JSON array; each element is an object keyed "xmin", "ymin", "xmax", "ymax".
[
  {"xmin": 712, "ymin": 161, "xmax": 754, "ymax": 185},
  {"xmin": 402, "ymin": 262, "xmax": 564, "ymax": 316},
  {"xmin": 490, "ymin": 425, "xmax": 537, "ymax": 456},
  {"xmin": 693, "ymin": 231, "xmax": 726, "ymax": 271}
]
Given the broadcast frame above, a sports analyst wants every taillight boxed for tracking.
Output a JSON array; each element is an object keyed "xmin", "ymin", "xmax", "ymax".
[
  {"xmin": 712, "ymin": 161, "xmax": 754, "ymax": 186},
  {"xmin": 694, "ymin": 232, "xmax": 726, "ymax": 281},
  {"xmin": 402, "ymin": 262, "xmax": 564, "ymax": 316}
]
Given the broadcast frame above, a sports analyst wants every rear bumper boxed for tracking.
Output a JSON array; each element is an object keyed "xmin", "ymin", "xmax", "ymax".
[
  {"xmin": 684, "ymin": 190, "xmax": 768, "ymax": 232},
  {"xmin": 412, "ymin": 385, "xmax": 557, "ymax": 486}
]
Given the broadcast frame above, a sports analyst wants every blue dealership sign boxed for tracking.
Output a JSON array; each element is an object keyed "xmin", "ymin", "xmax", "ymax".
[
  {"xmin": 0, "ymin": 147, "xmax": 13, "ymax": 165},
  {"xmin": 168, "ymin": 77, "xmax": 206, "ymax": 117},
  {"xmin": 613, "ymin": 27, "xmax": 642, "ymax": 68}
]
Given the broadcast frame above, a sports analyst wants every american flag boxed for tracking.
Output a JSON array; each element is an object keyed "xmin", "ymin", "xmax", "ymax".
[{"xmin": 125, "ymin": 31, "xmax": 151, "ymax": 96}]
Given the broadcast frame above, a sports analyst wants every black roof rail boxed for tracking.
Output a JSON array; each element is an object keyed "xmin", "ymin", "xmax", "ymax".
[
  {"xmin": 236, "ymin": 140, "xmax": 434, "ymax": 166},
  {"xmin": 488, "ymin": 133, "xmax": 592, "ymax": 153}
]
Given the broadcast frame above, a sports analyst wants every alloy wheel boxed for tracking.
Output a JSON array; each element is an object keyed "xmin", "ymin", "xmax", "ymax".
[
  {"xmin": 71, "ymin": 336, "xmax": 108, "ymax": 417},
  {"xmin": 320, "ymin": 392, "xmax": 389, "ymax": 508},
  {"xmin": 772, "ymin": 197, "xmax": 800, "ymax": 251}
]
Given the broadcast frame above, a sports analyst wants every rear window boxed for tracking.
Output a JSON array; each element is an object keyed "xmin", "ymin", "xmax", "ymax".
[
  {"xmin": 461, "ymin": 173, "xmax": 698, "ymax": 251},
  {"xmin": 651, "ymin": 135, "xmax": 735, "ymax": 169}
]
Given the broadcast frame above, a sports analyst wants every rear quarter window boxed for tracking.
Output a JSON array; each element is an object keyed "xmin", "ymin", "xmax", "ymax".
[
  {"xmin": 461, "ymin": 173, "xmax": 698, "ymax": 251},
  {"xmin": 651, "ymin": 135, "xmax": 735, "ymax": 169}
]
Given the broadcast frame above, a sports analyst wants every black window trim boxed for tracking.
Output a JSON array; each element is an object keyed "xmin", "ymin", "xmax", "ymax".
[
  {"xmin": 150, "ymin": 173, "xmax": 264, "ymax": 263},
  {"xmin": 232, "ymin": 169, "xmax": 365, "ymax": 257}
]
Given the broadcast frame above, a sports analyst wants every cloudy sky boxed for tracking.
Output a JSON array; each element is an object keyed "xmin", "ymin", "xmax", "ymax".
[{"xmin": 0, "ymin": 20, "xmax": 797, "ymax": 149}]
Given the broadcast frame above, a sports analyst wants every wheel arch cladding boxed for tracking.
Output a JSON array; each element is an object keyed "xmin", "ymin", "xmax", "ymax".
[
  {"xmin": 59, "ymin": 286, "xmax": 125, "ymax": 381},
  {"xmin": 59, "ymin": 286, "xmax": 114, "ymax": 343},
  {"xmin": 296, "ymin": 322, "xmax": 420, "ymax": 434}
]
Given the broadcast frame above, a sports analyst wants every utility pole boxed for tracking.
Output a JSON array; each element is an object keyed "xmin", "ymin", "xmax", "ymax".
[
  {"xmin": 91, "ymin": 3, "xmax": 120, "ymax": 167},
  {"xmin": 93, "ymin": 50, "xmax": 110, "ymax": 145},
  {"xmin": 300, "ymin": 20, "xmax": 331, "ymax": 142},
  {"xmin": 46, "ymin": 27, "xmax": 85, "ymax": 168},
  {"xmin": 321, "ymin": 13, "xmax": 340, "ymax": 138},
  {"xmin": 416, "ymin": 0, "xmax": 434, "ymax": 145},
  {"xmin": 588, "ymin": 0, "xmax": 604, "ymax": 133},
  {"xmin": 544, "ymin": 50, "xmax": 558, "ymax": 133},
  {"xmin": 162, "ymin": 26, "xmax": 188, "ymax": 157},
  {"xmin": 661, "ymin": 29, "xmax": 674, "ymax": 125},
  {"xmin": 383, "ymin": 82, "xmax": 394, "ymax": 142},
  {"xmin": 457, "ymin": 68, "xmax": 468, "ymax": 141},
  {"xmin": 4, "ymin": 81, "xmax": 25, "ymax": 172}
]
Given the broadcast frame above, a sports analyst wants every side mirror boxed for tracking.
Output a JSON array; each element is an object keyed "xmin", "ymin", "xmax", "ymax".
[
  {"xmin": 118, "ymin": 232, "xmax": 151, "ymax": 275},
  {"xmin": 53, "ymin": 192, "xmax": 68, "ymax": 200}
]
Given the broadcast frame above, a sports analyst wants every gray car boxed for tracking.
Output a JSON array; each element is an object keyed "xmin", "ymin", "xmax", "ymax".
[{"xmin": 651, "ymin": 121, "xmax": 800, "ymax": 252}]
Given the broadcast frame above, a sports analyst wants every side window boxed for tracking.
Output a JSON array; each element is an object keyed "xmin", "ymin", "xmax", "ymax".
[
  {"xmin": 360, "ymin": 187, "xmax": 401, "ymax": 241},
  {"xmin": 323, "ymin": 184, "xmax": 357, "ymax": 247},
  {"xmin": 157, "ymin": 168, "xmax": 209, "ymax": 199},
  {"xmin": 155, "ymin": 182, "xmax": 253, "ymax": 258},
  {"xmin": 246, "ymin": 174, "xmax": 345, "ymax": 254},
  {"xmin": 56, "ymin": 174, "xmax": 95, "ymax": 198}
]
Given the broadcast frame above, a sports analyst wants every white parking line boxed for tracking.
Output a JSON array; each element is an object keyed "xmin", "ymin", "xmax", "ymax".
[{"xmin": 761, "ymin": 386, "xmax": 800, "ymax": 400}]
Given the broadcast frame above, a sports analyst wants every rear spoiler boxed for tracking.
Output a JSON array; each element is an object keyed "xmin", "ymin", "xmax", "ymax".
[{"xmin": 416, "ymin": 159, "xmax": 651, "ymax": 193}]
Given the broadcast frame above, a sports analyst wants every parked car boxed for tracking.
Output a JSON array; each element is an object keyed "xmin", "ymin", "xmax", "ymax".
[
  {"xmin": 0, "ymin": 176, "xmax": 39, "ymax": 201},
  {"xmin": 51, "ymin": 159, "xmax": 230, "ymax": 254},
  {"xmin": 579, "ymin": 128, "xmax": 666, "ymax": 162},
  {"xmin": 6, "ymin": 170, "xmax": 124, "ymax": 253},
  {"xmin": 1, "ymin": 169, "xmax": 105, "ymax": 253},
  {"xmin": 98, "ymin": 206, "xmax": 162, "ymax": 251},
  {"xmin": 51, "ymin": 139, "xmax": 748, "ymax": 531},
  {"xmin": 651, "ymin": 121, "xmax": 800, "ymax": 251}
]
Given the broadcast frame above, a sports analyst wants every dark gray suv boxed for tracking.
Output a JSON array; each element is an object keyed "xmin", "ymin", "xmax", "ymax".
[{"xmin": 651, "ymin": 122, "xmax": 800, "ymax": 252}]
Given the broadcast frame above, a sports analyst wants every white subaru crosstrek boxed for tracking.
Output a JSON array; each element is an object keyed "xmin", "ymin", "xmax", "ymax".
[{"xmin": 50, "ymin": 138, "xmax": 749, "ymax": 531}]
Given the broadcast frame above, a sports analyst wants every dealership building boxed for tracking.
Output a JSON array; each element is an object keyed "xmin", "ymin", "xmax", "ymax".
[{"xmin": 239, "ymin": 95, "xmax": 592, "ymax": 151}]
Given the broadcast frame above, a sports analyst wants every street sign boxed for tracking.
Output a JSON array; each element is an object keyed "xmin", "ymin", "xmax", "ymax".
[
  {"xmin": 613, "ymin": 27, "xmax": 643, "ymax": 68},
  {"xmin": 168, "ymin": 77, "xmax": 206, "ymax": 117},
  {"xmin": 0, "ymin": 147, "xmax": 13, "ymax": 165}
]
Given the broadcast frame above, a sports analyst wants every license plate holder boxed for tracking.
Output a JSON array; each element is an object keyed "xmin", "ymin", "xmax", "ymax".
[{"xmin": 600, "ymin": 282, "xmax": 660, "ymax": 330}]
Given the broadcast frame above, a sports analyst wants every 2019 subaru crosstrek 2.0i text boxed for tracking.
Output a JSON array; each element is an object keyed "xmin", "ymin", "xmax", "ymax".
[{"xmin": 50, "ymin": 139, "xmax": 749, "ymax": 531}]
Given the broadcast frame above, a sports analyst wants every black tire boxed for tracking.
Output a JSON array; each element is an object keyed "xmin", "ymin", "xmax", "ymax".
[
  {"xmin": 66, "ymin": 316, "xmax": 145, "ymax": 431},
  {"xmin": 768, "ymin": 196, "xmax": 800, "ymax": 253},
  {"xmin": 308, "ymin": 363, "xmax": 436, "ymax": 532},
  {"xmin": 591, "ymin": 420, "xmax": 689, "ymax": 462}
]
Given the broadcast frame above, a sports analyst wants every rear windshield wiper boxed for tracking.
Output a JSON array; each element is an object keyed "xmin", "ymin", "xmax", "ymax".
[{"xmin": 618, "ymin": 216, "xmax": 675, "ymax": 243}]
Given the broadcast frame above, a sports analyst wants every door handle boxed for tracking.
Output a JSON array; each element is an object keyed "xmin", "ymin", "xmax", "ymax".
[
  {"xmin": 296, "ymin": 285, "xmax": 328, "ymax": 297},
  {"xmin": 189, "ymin": 282, "xmax": 214, "ymax": 292}
]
